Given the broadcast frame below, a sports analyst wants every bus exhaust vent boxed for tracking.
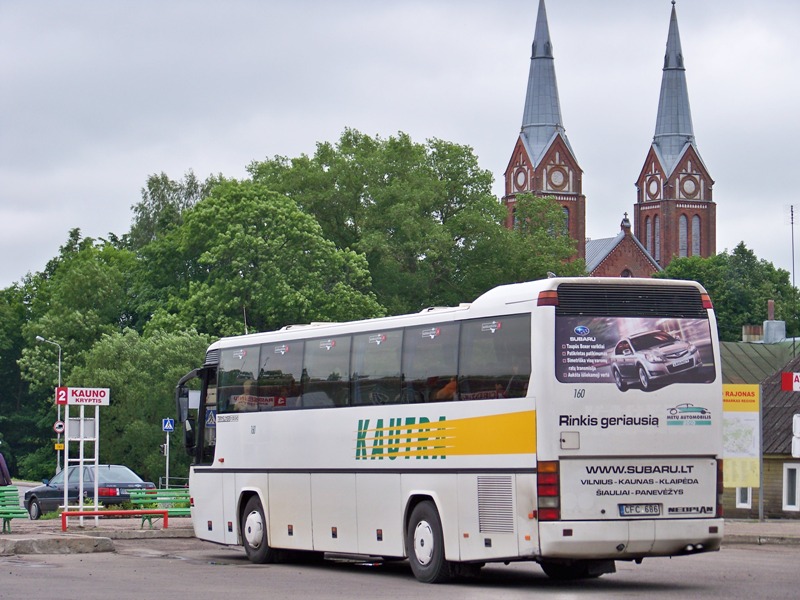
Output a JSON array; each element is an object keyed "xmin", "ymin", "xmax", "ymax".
[
  {"xmin": 556, "ymin": 283, "xmax": 707, "ymax": 318},
  {"xmin": 478, "ymin": 476, "xmax": 515, "ymax": 534},
  {"xmin": 204, "ymin": 348, "xmax": 220, "ymax": 366}
]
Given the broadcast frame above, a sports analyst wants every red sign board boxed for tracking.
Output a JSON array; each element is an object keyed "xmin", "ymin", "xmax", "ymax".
[
  {"xmin": 782, "ymin": 372, "xmax": 800, "ymax": 392},
  {"xmin": 55, "ymin": 386, "xmax": 68, "ymax": 405}
]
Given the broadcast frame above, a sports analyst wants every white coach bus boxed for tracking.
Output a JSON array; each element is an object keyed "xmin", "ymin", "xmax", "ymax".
[{"xmin": 175, "ymin": 277, "xmax": 723, "ymax": 583}]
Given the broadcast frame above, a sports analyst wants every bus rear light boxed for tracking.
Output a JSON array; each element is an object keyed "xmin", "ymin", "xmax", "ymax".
[
  {"xmin": 538, "ymin": 484, "xmax": 559, "ymax": 497},
  {"xmin": 701, "ymin": 293, "xmax": 713, "ymax": 309},
  {"xmin": 716, "ymin": 459, "xmax": 724, "ymax": 517},
  {"xmin": 537, "ymin": 461, "xmax": 561, "ymax": 520},
  {"xmin": 538, "ymin": 508, "xmax": 560, "ymax": 521},
  {"xmin": 537, "ymin": 291, "xmax": 559, "ymax": 306},
  {"xmin": 537, "ymin": 472, "xmax": 558, "ymax": 486}
]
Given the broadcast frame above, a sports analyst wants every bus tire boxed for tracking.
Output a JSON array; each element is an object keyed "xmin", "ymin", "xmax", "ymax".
[
  {"xmin": 406, "ymin": 501, "xmax": 451, "ymax": 583},
  {"xmin": 241, "ymin": 496, "xmax": 278, "ymax": 564}
]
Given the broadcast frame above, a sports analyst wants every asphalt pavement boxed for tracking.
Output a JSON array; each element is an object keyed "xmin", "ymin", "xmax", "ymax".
[{"xmin": 2, "ymin": 514, "xmax": 798, "ymax": 556}]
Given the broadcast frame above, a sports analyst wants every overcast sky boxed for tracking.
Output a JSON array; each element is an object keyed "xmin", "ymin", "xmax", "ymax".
[{"xmin": 3, "ymin": 0, "xmax": 800, "ymax": 289}]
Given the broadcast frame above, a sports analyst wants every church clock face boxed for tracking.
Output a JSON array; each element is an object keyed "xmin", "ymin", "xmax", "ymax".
[
  {"xmin": 548, "ymin": 166, "xmax": 567, "ymax": 190},
  {"xmin": 514, "ymin": 169, "xmax": 527, "ymax": 191}
]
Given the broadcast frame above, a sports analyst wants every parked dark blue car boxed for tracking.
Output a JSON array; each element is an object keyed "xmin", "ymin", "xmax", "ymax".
[{"xmin": 24, "ymin": 464, "xmax": 155, "ymax": 519}]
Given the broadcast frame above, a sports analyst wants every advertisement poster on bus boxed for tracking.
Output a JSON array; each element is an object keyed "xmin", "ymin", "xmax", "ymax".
[{"xmin": 555, "ymin": 316, "xmax": 715, "ymax": 391}]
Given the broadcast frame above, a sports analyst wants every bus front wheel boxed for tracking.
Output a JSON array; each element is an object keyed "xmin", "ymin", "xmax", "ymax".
[
  {"xmin": 406, "ymin": 501, "xmax": 451, "ymax": 583},
  {"xmin": 241, "ymin": 496, "xmax": 278, "ymax": 564}
]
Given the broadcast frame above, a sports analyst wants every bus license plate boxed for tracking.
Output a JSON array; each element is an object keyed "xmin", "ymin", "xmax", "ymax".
[{"xmin": 619, "ymin": 503, "xmax": 662, "ymax": 517}]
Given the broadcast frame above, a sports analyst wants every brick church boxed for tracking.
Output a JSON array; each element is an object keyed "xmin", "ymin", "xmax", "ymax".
[{"xmin": 503, "ymin": 0, "xmax": 715, "ymax": 277}]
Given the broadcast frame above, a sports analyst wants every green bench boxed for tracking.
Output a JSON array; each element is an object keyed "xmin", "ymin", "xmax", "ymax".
[
  {"xmin": 0, "ymin": 486, "xmax": 29, "ymax": 534},
  {"xmin": 129, "ymin": 488, "xmax": 191, "ymax": 529}
]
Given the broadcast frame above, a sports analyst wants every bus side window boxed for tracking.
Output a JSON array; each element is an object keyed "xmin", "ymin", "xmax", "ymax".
[
  {"xmin": 259, "ymin": 341, "xmax": 304, "ymax": 409},
  {"xmin": 218, "ymin": 346, "xmax": 261, "ymax": 412},
  {"xmin": 402, "ymin": 322, "xmax": 459, "ymax": 403},
  {"xmin": 351, "ymin": 330, "xmax": 403, "ymax": 405},
  {"xmin": 458, "ymin": 314, "xmax": 531, "ymax": 400},
  {"xmin": 303, "ymin": 336, "xmax": 351, "ymax": 408}
]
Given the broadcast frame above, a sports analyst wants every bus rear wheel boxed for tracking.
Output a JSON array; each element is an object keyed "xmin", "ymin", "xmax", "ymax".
[
  {"xmin": 241, "ymin": 496, "xmax": 278, "ymax": 564},
  {"xmin": 406, "ymin": 501, "xmax": 451, "ymax": 583}
]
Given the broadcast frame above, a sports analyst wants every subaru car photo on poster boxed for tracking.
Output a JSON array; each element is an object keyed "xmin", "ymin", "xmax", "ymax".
[{"xmin": 556, "ymin": 316, "xmax": 715, "ymax": 391}]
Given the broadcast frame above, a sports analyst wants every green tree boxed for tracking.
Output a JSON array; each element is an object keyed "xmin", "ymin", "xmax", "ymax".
[
  {"xmin": 657, "ymin": 242, "xmax": 799, "ymax": 342},
  {"xmin": 500, "ymin": 194, "xmax": 586, "ymax": 281},
  {"xmin": 249, "ymin": 129, "xmax": 577, "ymax": 314},
  {"xmin": 15, "ymin": 231, "xmax": 139, "ymax": 479},
  {"xmin": 128, "ymin": 170, "xmax": 218, "ymax": 251},
  {"xmin": 68, "ymin": 328, "xmax": 213, "ymax": 483},
  {"xmin": 0, "ymin": 284, "xmax": 30, "ymax": 476},
  {"xmin": 143, "ymin": 179, "xmax": 384, "ymax": 336}
]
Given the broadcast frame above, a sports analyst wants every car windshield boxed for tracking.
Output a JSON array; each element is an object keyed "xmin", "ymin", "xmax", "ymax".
[{"xmin": 630, "ymin": 331, "xmax": 676, "ymax": 351}]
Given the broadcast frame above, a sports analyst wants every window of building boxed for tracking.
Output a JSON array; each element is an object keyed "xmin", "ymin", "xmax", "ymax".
[
  {"xmin": 645, "ymin": 216, "xmax": 652, "ymax": 254},
  {"xmin": 784, "ymin": 463, "xmax": 800, "ymax": 511},
  {"xmin": 736, "ymin": 487, "xmax": 752, "ymax": 509},
  {"xmin": 679, "ymin": 215, "xmax": 688, "ymax": 257},
  {"xmin": 692, "ymin": 215, "xmax": 701, "ymax": 256},
  {"xmin": 654, "ymin": 216, "xmax": 661, "ymax": 262}
]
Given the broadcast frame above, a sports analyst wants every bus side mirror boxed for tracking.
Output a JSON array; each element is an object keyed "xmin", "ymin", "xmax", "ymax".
[
  {"xmin": 176, "ymin": 385, "xmax": 190, "ymax": 422},
  {"xmin": 184, "ymin": 418, "xmax": 196, "ymax": 451}
]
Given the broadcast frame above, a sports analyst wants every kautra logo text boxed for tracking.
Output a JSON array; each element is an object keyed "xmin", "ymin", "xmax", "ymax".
[{"xmin": 355, "ymin": 417, "xmax": 447, "ymax": 460}]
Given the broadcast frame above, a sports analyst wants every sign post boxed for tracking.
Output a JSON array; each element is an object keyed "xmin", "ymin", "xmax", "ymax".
[
  {"xmin": 162, "ymin": 418, "xmax": 174, "ymax": 488},
  {"xmin": 62, "ymin": 387, "xmax": 110, "ymax": 526}
]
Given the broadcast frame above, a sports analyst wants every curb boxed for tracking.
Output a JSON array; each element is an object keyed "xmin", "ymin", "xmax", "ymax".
[
  {"xmin": 0, "ymin": 534, "xmax": 114, "ymax": 556},
  {"xmin": 0, "ymin": 527, "xmax": 195, "ymax": 555},
  {"xmin": 723, "ymin": 534, "xmax": 800, "ymax": 546}
]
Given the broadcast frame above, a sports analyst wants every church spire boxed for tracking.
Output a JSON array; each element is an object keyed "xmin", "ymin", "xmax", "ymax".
[
  {"xmin": 653, "ymin": 0, "xmax": 694, "ymax": 174},
  {"xmin": 520, "ymin": 0, "xmax": 568, "ymax": 165}
]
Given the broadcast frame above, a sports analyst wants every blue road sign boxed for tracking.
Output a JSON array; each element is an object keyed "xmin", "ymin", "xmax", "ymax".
[{"xmin": 162, "ymin": 418, "xmax": 175, "ymax": 432}]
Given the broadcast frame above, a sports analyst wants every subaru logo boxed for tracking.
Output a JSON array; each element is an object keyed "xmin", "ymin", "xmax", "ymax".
[{"xmin": 574, "ymin": 326, "xmax": 590, "ymax": 336}]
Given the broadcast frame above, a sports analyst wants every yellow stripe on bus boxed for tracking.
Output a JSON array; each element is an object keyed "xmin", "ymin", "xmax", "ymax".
[{"xmin": 355, "ymin": 410, "xmax": 536, "ymax": 459}]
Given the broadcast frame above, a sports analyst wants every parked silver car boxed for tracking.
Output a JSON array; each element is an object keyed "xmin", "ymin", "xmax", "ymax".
[{"xmin": 610, "ymin": 330, "xmax": 702, "ymax": 391}]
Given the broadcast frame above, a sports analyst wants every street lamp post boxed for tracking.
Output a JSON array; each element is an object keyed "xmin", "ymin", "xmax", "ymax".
[{"xmin": 35, "ymin": 335, "xmax": 62, "ymax": 474}]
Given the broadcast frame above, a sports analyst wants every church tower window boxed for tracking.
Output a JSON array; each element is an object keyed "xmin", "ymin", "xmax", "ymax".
[
  {"xmin": 692, "ymin": 215, "xmax": 701, "ymax": 256},
  {"xmin": 679, "ymin": 215, "xmax": 688, "ymax": 257}
]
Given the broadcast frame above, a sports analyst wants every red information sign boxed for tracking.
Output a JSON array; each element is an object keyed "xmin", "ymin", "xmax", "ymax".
[
  {"xmin": 55, "ymin": 386, "xmax": 68, "ymax": 405},
  {"xmin": 781, "ymin": 372, "xmax": 800, "ymax": 392}
]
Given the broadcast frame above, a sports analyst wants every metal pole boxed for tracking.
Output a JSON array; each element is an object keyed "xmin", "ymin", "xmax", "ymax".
[
  {"xmin": 759, "ymin": 383, "xmax": 764, "ymax": 522},
  {"xmin": 36, "ymin": 336, "xmax": 62, "ymax": 474},
  {"xmin": 792, "ymin": 205, "xmax": 796, "ymax": 358},
  {"xmin": 165, "ymin": 431, "xmax": 170, "ymax": 489}
]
